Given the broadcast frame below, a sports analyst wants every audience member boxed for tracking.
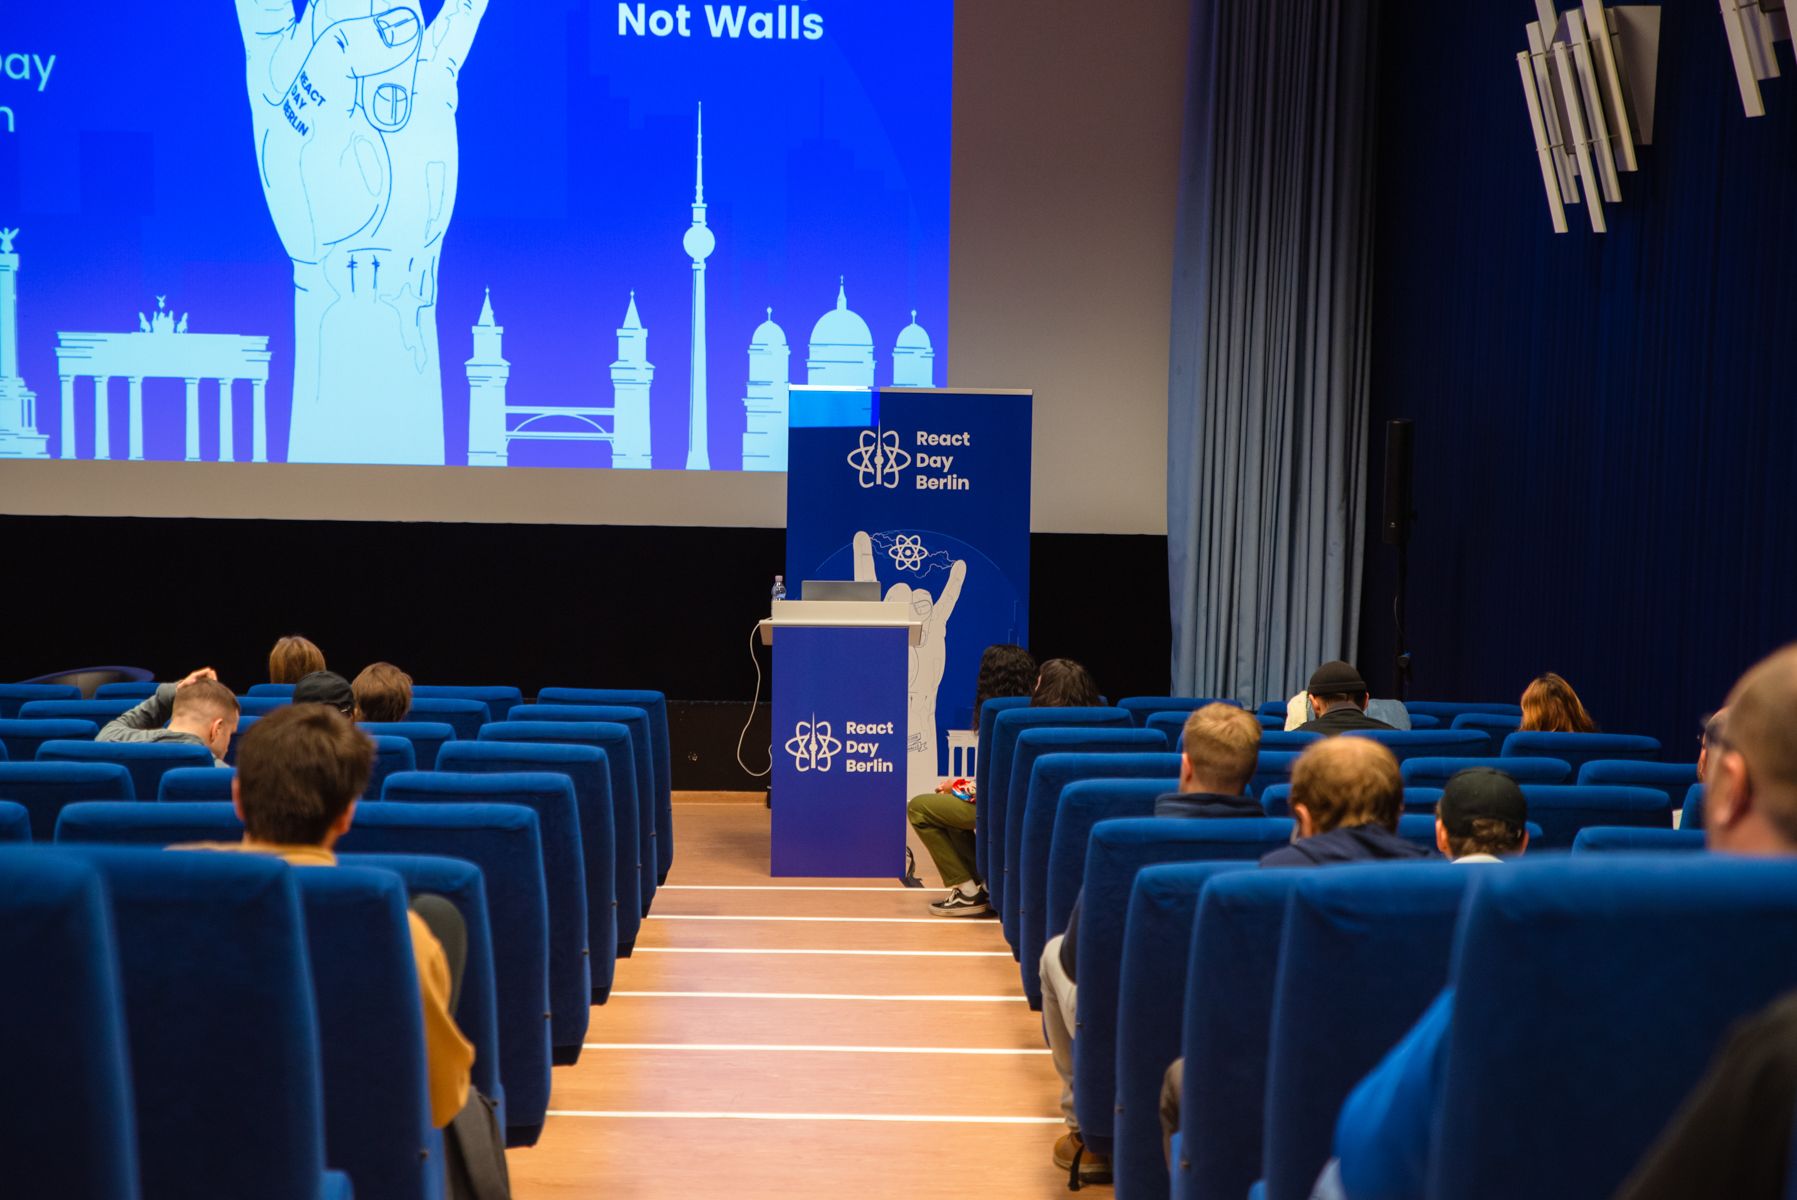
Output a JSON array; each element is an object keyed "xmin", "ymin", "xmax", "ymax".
[
  {"xmin": 292, "ymin": 670, "xmax": 359, "ymax": 718},
  {"xmin": 1296, "ymin": 662, "xmax": 1394, "ymax": 736},
  {"xmin": 1319, "ymin": 647, "xmax": 1797, "ymax": 1200},
  {"xmin": 1434, "ymin": 768, "xmax": 1529, "ymax": 861},
  {"xmin": 1518, "ymin": 671, "xmax": 1598, "ymax": 733},
  {"xmin": 186, "ymin": 704, "xmax": 475, "ymax": 1128},
  {"xmin": 907, "ymin": 645, "xmax": 1037, "ymax": 916},
  {"xmin": 269, "ymin": 635, "xmax": 326, "ymax": 685},
  {"xmin": 353, "ymin": 661, "xmax": 414, "ymax": 723},
  {"xmin": 97, "ymin": 667, "xmax": 239, "ymax": 767},
  {"xmin": 1043, "ymin": 703, "xmax": 1261, "ymax": 1184},
  {"xmin": 1261, "ymin": 737, "xmax": 1432, "ymax": 866},
  {"xmin": 1033, "ymin": 657, "xmax": 1101, "ymax": 707}
]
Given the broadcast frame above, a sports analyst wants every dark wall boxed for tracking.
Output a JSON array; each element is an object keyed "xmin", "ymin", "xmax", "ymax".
[
  {"xmin": 1357, "ymin": 0, "xmax": 1797, "ymax": 749},
  {"xmin": 1, "ymin": 516, "xmax": 1168, "ymax": 775}
]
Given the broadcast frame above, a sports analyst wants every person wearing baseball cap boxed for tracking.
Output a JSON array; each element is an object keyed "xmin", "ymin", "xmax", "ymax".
[
  {"xmin": 1296, "ymin": 660, "xmax": 1394, "ymax": 736},
  {"xmin": 292, "ymin": 669, "xmax": 359, "ymax": 718},
  {"xmin": 1435, "ymin": 767, "xmax": 1530, "ymax": 861}
]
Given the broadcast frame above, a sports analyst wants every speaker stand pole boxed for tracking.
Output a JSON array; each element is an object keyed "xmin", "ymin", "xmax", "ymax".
[{"xmin": 1393, "ymin": 532, "xmax": 1412, "ymax": 702}]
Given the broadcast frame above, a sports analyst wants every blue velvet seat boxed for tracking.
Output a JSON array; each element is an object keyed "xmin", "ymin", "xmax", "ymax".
[
  {"xmin": 1258, "ymin": 730, "xmax": 1325, "ymax": 752},
  {"xmin": 0, "ymin": 800, "xmax": 28, "ymax": 841},
  {"xmin": 345, "ymin": 854, "xmax": 505, "ymax": 1122},
  {"xmin": 1111, "ymin": 861, "xmax": 1255, "ymax": 1198},
  {"xmin": 1172, "ymin": 868, "xmax": 1310, "ymax": 1200},
  {"xmin": 384, "ymin": 769, "xmax": 598, "ymax": 1053},
  {"xmin": 1429, "ymin": 857, "xmax": 1797, "ymax": 1198},
  {"xmin": 1120, "ymin": 696, "xmax": 1239, "ymax": 727},
  {"xmin": 1257, "ymin": 864, "xmax": 1474, "ymax": 1200},
  {"xmin": 1249, "ymin": 749, "xmax": 1303, "ymax": 799},
  {"xmin": 499, "ymin": 708, "xmax": 658, "ymax": 910},
  {"xmin": 37, "ymin": 739, "xmax": 215, "ymax": 800},
  {"xmin": 1577, "ymin": 759, "xmax": 1699, "ymax": 810},
  {"xmin": 367, "ymin": 735, "xmax": 419, "ymax": 798},
  {"xmin": 1399, "ymin": 755, "xmax": 1571, "ymax": 787},
  {"xmin": 1341, "ymin": 728, "xmax": 1489, "ymax": 762},
  {"xmin": 1145, "ymin": 710, "xmax": 1189, "ymax": 749},
  {"xmin": 54, "ymin": 801, "xmax": 555, "ymax": 1149},
  {"xmin": 0, "ymin": 681, "xmax": 82, "ymax": 720},
  {"xmin": 1001, "ymin": 726, "xmax": 1167, "ymax": 951},
  {"xmin": 440, "ymin": 738, "xmax": 634, "ymax": 960},
  {"xmin": 1448, "ymin": 712, "xmax": 1521, "ymax": 755},
  {"xmin": 336, "ymin": 803, "xmax": 553, "ymax": 1149},
  {"xmin": 236, "ymin": 695, "xmax": 291, "ymax": 718},
  {"xmin": 93, "ymin": 681, "xmax": 160, "ymax": 700},
  {"xmin": 17, "ymin": 698, "xmax": 139, "ymax": 724},
  {"xmin": 1681, "ymin": 781, "xmax": 1704, "ymax": 830},
  {"xmin": 361, "ymin": 721, "xmax": 457, "ymax": 771},
  {"xmin": 1502, "ymin": 730, "xmax": 1662, "ymax": 772},
  {"xmin": 226, "ymin": 714, "xmax": 259, "ymax": 766},
  {"xmin": 1257, "ymin": 783, "xmax": 1445, "ymax": 818},
  {"xmin": 1017, "ymin": 750, "xmax": 1183, "ymax": 1007},
  {"xmin": 0, "ymin": 717, "xmax": 100, "ymax": 762},
  {"xmin": 973, "ymin": 697, "xmax": 1032, "ymax": 866},
  {"xmin": 405, "ymin": 698, "xmax": 490, "ymax": 741},
  {"xmin": 246, "ymin": 683, "xmax": 297, "ymax": 697},
  {"xmin": 294, "ymin": 866, "xmax": 443, "ymax": 1200},
  {"xmin": 1570, "ymin": 826, "xmax": 1707, "ymax": 854},
  {"xmin": 64, "ymin": 847, "xmax": 350, "ymax": 1200},
  {"xmin": 1404, "ymin": 700, "xmax": 1522, "ymax": 722},
  {"xmin": 1073, "ymin": 818, "xmax": 1296, "ymax": 1158},
  {"xmin": 411, "ymin": 685, "xmax": 524, "ymax": 725},
  {"xmin": 1518, "ymin": 784, "xmax": 1673, "ymax": 848},
  {"xmin": 0, "ymin": 761, "xmax": 135, "ymax": 839},
  {"xmin": 1256, "ymin": 701, "xmax": 1288, "ymax": 719},
  {"xmin": 158, "ymin": 766, "xmax": 237, "ymax": 802},
  {"xmin": 981, "ymin": 706, "xmax": 1132, "ymax": 906},
  {"xmin": 536, "ymin": 688, "xmax": 675, "ymax": 883},
  {"xmin": 1045, "ymin": 779, "xmax": 1182, "ymax": 941},
  {"xmin": 0, "ymin": 848, "xmax": 139, "ymax": 1199}
]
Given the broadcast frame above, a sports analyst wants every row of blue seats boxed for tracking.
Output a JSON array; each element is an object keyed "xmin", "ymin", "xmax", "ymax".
[
  {"xmin": 1, "ymin": 841, "xmax": 517, "ymax": 1199},
  {"xmin": 1069, "ymin": 820, "xmax": 1751, "ymax": 1200},
  {"xmin": 0, "ymin": 681, "xmax": 535, "ymax": 723}
]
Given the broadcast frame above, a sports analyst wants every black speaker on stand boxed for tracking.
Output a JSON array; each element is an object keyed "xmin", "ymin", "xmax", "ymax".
[{"xmin": 1382, "ymin": 419, "xmax": 1415, "ymax": 700}]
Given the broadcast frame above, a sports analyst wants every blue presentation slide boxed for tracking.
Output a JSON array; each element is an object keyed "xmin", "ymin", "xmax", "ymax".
[{"xmin": 0, "ymin": 1, "xmax": 951, "ymax": 469}]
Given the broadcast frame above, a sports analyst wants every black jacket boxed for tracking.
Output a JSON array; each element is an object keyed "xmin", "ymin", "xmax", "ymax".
[
  {"xmin": 1258, "ymin": 822, "xmax": 1436, "ymax": 867},
  {"xmin": 1296, "ymin": 706, "xmax": 1394, "ymax": 736}
]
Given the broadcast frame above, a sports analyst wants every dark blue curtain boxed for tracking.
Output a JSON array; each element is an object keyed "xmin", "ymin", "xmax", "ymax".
[
  {"xmin": 1167, "ymin": 0, "xmax": 1381, "ymax": 704},
  {"xmin": 1356, "ymin": 0, "xmax": 1797, "ymax": 747}
]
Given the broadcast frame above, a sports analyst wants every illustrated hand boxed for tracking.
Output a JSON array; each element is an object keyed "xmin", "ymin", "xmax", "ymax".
[
  {"xmin": 233, "ymin": 0, "xmax": 490, "ymax": 465},
  {"xmin": 176, "ymin": 667, "xmax": 219, "ymax": 689},
  {"xmin": 853, "ymin": 531, "xmax": 876, "ymax": 583}
]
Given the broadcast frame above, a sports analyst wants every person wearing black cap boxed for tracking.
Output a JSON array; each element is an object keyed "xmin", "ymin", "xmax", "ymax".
[
  {"xmin": 292, "ymin": 669, "xmax": 360, "ymax": 719},
  {"xmin": 1296, "ymin": 661, "xmax": 1394, "ymax": 736},
  {"xmin": 1434, "ymin": 768, "xmax": 1530, "ymax": 861}
]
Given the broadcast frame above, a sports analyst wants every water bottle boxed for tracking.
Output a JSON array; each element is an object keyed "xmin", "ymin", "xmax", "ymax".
[{"xmin": 771, "ymin": 575, "xmax": 787, "ymax": 603}]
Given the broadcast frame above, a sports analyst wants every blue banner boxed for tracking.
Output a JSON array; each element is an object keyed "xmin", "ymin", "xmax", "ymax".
[
  {"xmin": 771, "ymin": 624, "xmax": 909, "ymax": 877},
  {"xmin": 786, "ymin": 388, "xmax": 1032, "ymax": 795}
]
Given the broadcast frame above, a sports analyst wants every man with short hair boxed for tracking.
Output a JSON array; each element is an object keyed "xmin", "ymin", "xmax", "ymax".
[
  {"xmin": 97, "ymin": 666, "xmax": 239, "ymax": 766},
  {"xmin": 353, "ymin": 661, "xmax": 414, "ymax": 723},
  {"xmin": 1434, "ymin": 767, "xmax": 1530, "ymax": 861},
  {"xmin": 1044, "ymin": 703, "xmax": 1262, "ymax": 1184},
  {"xmin": 1261, "ymin": 737, "xmax": 1433, "ymax": 866},
  {"xmin": 1296, "ymin": 661, "xmax": 1394, "ymax": 736},
  {"xmin": 191, "ymin": 703, "xmax": 473, "ymax": 1128}
]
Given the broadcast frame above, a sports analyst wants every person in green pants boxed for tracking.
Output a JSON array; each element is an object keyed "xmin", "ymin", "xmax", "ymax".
[{"xmin": 909, "ymin": 650, "xmax": 1102, "ymax": 916}]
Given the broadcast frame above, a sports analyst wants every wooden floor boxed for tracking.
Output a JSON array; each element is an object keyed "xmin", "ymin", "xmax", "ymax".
[{"xmin": 509, "ymin": 795, "xmax": 1079, "ymax": 1198}]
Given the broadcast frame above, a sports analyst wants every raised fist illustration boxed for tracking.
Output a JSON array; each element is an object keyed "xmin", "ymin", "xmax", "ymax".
[{"xmin": 235, "ymin": 0, "xmax": 488, "ymax": 464}]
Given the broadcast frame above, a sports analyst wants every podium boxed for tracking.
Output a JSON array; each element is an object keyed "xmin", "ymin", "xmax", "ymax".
[{"xmin": 761, "ymin": 600, "xmax": 922, "ymax": 877}]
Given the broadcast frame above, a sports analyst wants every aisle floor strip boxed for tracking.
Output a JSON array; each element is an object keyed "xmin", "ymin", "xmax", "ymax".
[
  {"xmin": 610, "ymin": 990, "xmax": 1028, "ymax": 1002},
  {"xmin": 582, "ymin": 1042, "xmax": 1049, "ymax": 1055},
  {"xmin": 546, "ymin": 1110, "xmax": 1063, "ymax": 1125},
  {"xmin": 647, "ymin": 915, "xmax": 992, "ymax": 925},
  {"xmin": 633, "ymin": 946, "xmax": 1011, "ymax": 958}
]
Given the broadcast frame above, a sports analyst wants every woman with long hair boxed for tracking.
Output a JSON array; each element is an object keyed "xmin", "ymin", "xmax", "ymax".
[
  {"xmin": 268, "ymin": 635, "xmax": 325, "ymax": 685},
  {"xmin": 1519, "ymin": 672, "xmax": 1598, "ymax": 733},
  {"xmin": 907, "ymin": 644, "xmax": 1042, "ymax": 917},
  {"xmin": 1032, "ymin": 658, "xmax": 1100, "ymax": 708}
]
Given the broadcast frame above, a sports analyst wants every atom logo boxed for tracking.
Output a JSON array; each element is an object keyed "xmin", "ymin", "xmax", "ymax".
[
  {"xmin": 888, "ymin": 534, "xmax": 928, "ymax": 572},
  {"xmin": 785, "ymin": 716, "xmax": 842, "ymax": 773},
  {"xmin": 847, "ymin": 428, "xmax": 911, "ymax": 489}
]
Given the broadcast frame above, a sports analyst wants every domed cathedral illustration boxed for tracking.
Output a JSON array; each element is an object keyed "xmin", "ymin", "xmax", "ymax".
[
  {"xmin": 806, "ymin": 278, "xmax": 876, "ymax": 387},
  {"xmin": 891, "ymin": 311, "xmax": 935, "ymax": 387},
  {"xmin": 741, "ymin": 308, "xmax": 790, "ymax": 470}
]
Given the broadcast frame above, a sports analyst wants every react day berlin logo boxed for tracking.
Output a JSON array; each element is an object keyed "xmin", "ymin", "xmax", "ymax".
[
  {"xmin": 847, "ymin": 428, "xmax": 910, "ymax": 489},
  {"xmin": 785, "ymin": 716, "xmax": 843, "ymax": 772}
]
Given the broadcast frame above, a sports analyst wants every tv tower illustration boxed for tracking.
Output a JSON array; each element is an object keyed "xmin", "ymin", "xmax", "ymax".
[{"xmin": 683, "ymin": 103, "xmax": 714, "ymax": 470}]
